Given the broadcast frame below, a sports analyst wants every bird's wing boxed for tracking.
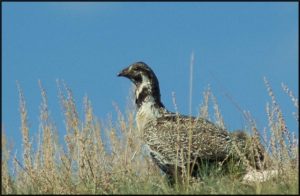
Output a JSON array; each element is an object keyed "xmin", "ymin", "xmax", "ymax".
[{"xmin": 143, "ymin": 114, "xmax": 231, "ymax": 165}]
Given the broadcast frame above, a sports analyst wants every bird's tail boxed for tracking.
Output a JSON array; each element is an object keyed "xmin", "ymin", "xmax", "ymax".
[{"xmin": 229, "ymin": 130, "xmax": 272, "ymax": 170}]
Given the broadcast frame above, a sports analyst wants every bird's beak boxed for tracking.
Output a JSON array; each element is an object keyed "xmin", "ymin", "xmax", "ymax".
[{"xmin": 117, "ymin": 67, "xmax": 130, "ymax": 77}]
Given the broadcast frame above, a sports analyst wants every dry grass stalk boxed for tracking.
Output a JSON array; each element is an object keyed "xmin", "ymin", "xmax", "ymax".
[
  {"xmin": 171, "ymin": 91, "xmax": 183, "ymax": 186},
  {"xmin": 281, "ymin": 82, "xmax": 298, "ymax": 133},
  {"xmin": 2, "ymin": 131, "xmax": 14, "ymax": 194},
  {"xmin": 211, "ymin": 92, "xmax": 225, "ymax": 129},
  {"xmin": 16, "ymin": 81, "xmax": 34, "ymax": 191},
  {"xmin": 264, "ymin": 77, "xmax": 295, "ymax": 172},
  {"xmin": 281, "ymin": 82, "xmax": 299, "ymax": 110},
  {"xmin": 199, "ymin": 86, "xmax": 210, "ymax": 119},
  {"xmin": 38, "ymin": 81, "xmax": 55, "ymax": 178}
]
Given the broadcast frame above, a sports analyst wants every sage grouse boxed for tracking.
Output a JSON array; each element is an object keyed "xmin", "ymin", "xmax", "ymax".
[{"xmin": 118, "ymin": 62, "xmax": 265, "ymax": 184}]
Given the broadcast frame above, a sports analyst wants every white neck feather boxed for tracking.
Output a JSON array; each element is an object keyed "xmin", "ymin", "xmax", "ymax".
[
  {"xmin": 135, "ymin": 75, "xmax": 151, "ymax": 100},
  {"xmin": 136, "ymin": 97, "xmax": 161, "ymax": 132}
]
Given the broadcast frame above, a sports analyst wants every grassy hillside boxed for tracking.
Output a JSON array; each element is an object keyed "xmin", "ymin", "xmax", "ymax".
[{"xmin": 1, "ymin": 79, "xmax": 298, "ymax": 194}]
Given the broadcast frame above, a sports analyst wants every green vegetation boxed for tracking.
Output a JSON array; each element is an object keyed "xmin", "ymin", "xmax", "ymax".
[{"xmin": 1, "ymin": 79, "xmax": 298, "ymax": 194}]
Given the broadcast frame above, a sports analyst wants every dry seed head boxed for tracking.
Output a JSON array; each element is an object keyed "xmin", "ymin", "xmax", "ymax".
[
  {"xmin": 17, "ymin": 81, "xmax": 33, "ymax": 173},
  {"xmin": 199, "ymin": 86, "xmax": 210, "ymax": 119},
  {"xmin": 281, "ymin": 83, "xmax": 298, "ymax": 110},
  {"xmin": 211, "ymin": 92, "xmax": 225, "ymax": 129}
]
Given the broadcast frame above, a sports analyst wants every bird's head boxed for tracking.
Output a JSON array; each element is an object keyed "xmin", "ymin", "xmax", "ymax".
[
  {"xmin": 117, "ymin": 61, "xmax": 158, "ymax": 87},
  {"xmin": 118, "ymin": 61, "xmax": 164, "ymax": 108}
]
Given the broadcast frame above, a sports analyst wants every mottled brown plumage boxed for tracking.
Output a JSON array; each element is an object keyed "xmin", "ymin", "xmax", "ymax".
[{"xmin": 144, "ymin": 116, "xmax": 231, "ymax": 166}]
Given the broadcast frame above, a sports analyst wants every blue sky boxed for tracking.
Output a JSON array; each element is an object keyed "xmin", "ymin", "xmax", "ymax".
[{"xmin": 2, "ymin": 2, "xmax": 299, "ymax": 158}]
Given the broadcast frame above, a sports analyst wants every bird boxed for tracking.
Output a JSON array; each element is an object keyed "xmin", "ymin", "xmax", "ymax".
[{"xmin": 117, "ymin": 61, "xmax": 266, "ymax": 184}]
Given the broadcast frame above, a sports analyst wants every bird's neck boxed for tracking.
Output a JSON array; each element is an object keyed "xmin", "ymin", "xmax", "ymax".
[
  {"xmin": 134, "ymin": 81, "xmax": 169, "ymax": 132},
  {"xmin": 135, "ymin": 86, "xmax": 166, "ymax": 132},
  {"xmin": 135, "ymin": 82, "xmax": 165, "ymax": 110}
]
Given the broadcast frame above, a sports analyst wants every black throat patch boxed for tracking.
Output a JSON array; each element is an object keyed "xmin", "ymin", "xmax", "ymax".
[{"xmin": 135, "ymin": 83, "xmax": 165, "ymax": 109}]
